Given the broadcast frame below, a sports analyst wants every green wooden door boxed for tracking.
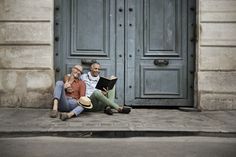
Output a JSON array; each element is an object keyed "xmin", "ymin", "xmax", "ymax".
[{"xmin": 54, "ymin": 0, "xmax": 195, "ymax": 106}]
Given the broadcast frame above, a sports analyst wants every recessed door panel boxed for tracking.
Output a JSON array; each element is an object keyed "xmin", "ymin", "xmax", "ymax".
[
  {"xmin": 71, "ymin": 0, "xmax": 109, "ymax": 56},
  {"xmin": 140, "ymin": 65, "xmax": 183, "ymax": 98},
  {"xmin": 147, "ymin": 0, "xmax": 177, "ymax": 54}
]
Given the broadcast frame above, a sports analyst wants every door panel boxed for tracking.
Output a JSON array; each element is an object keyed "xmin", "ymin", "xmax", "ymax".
[
  {"xmin": 140, "ymin": 65, "xmax": 183, "ymax": 98},
  {"xmin": 71, "ymin": 0, "xmax": 109, "ymax": 56},
  {"xmin": 147, "ymin": 0, "xmax": 176, "ymax": 54}
]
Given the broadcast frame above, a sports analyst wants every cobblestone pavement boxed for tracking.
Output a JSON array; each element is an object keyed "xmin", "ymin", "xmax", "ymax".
[{"xmin": 0, "ymin": 108, "xmax": 236, "ymax": 137}]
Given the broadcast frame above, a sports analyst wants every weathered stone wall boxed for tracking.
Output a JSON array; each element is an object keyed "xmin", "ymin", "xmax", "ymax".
[
  {"xmin": 197, "ymin": 0, "xmax": 236, "ymax": 110},
  {"xmin": 0, "ymin": 0, "xmax": 54, "ymax": 108}
]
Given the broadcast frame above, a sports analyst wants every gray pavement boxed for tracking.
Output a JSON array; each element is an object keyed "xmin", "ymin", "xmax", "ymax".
[
  {"xmin": 1, "ymin": 136, "xmax": 236, "ymax": 157},
  {"xmin": 0, "ymin": 108, "xmax": 236, "ymax": 137}
]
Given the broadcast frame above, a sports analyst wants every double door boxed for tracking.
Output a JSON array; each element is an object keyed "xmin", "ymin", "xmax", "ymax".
[{"xmin": 54, "ymin": 0, "xmax": 195, "ymax": 106}]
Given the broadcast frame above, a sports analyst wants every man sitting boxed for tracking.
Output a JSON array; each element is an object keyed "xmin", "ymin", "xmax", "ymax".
[{"xmin": 80, "ymin": 62, "xmax": 131, "ymax": 115}]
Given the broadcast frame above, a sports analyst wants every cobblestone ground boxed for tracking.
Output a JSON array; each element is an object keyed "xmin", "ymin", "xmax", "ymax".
[{"xmin": 0, "ymin": 108, "xmax": 236, "ymax": 137}]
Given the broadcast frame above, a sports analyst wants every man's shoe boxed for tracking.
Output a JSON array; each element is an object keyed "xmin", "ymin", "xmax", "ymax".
[
  {"xmin": 118, "ymin": 106, "xmax": 131, "ymax": 114},
  {"xmin": 60, "ymin": 113, "xmax": 69, "ymax": 121},
  {"xmin": 49, "ymin": 110, "xmax": 58, "ymax": 118},
  {"xmin": 104, "ymin": 106, "xmax": 113, "ymax": 115}
]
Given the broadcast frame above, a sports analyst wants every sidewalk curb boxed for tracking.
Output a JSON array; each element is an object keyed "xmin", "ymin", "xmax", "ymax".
[{"xmin": 1, "ymin": 130, "xmax": 236, "ymax": 138}]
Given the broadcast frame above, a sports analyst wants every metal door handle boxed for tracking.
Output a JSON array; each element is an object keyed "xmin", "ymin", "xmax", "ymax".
[
  {"xmin": 81, "ymin": 59, "xmax": 97, "ymax": 65},
  {"xmin": 154, "ymin": 59, "xmax": 169, "ymax": 66}
]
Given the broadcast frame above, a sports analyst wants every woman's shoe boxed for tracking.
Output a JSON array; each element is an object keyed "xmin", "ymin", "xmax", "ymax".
[
  {"xmin": 60, "ymin": 113, "xmax": 69, "ymax": 121},
  {"xmin": 49, "ymin": 110, "xmax": 58, "ymax": 118}
]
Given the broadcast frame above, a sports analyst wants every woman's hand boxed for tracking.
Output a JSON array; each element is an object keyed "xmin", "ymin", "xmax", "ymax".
[{"xmin": 64, "ymin": 81, "xmax": 71, "ymax": 89}]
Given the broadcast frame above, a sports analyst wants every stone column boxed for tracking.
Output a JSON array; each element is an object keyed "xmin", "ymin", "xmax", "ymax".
[
  {"xmin": 0, "ymin": 0, "xmax": 54, "ymax": 108},
  {"xmin": 197, "ymin": 0, "xmax": 236, "ymax": 110}
]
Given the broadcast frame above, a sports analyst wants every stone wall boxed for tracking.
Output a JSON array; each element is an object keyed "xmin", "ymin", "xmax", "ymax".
[
  {"xmin": 197, "ymin": 0, "xmax": 236, "ymax": 110},
  {"xmin": 0, "ymin": 0, "xmax": 54, "ymax": 108}
]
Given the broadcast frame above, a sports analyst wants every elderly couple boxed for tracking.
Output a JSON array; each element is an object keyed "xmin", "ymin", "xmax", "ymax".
[{"xmin": 49, "ymin": 62, "xmax": 131, "ymax": 121}]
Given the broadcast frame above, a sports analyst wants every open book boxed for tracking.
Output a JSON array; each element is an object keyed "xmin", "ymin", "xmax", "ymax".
[{"xmin": 95, "ymin": 76, "xmax": 118, "ymax": 91}]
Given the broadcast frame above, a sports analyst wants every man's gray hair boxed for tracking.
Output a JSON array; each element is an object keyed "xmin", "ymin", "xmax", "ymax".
[{"xmin": 90, "ymin": 62, "xmax": 100, "ymax": 68}]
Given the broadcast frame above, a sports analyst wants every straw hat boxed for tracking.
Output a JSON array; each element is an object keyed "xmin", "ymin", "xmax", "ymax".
[
  {"xmin": 73, "ymin": 65, "xmax": 83, "ymax": 73},
  {"xmin": 77, "ymin": 96, "xmax": 93, "ymax": 109}
]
